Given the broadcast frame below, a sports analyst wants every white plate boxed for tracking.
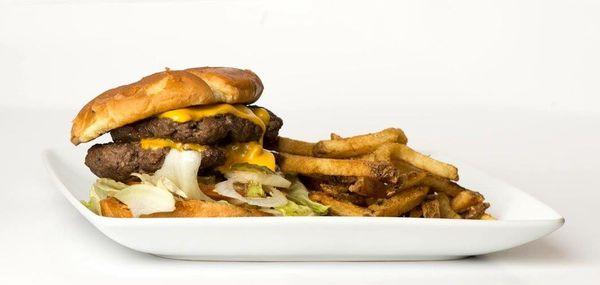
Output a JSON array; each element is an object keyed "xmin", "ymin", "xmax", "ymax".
[{"xmin": 43, "ymin": 147, "xmax": 564, "ymax": 261}]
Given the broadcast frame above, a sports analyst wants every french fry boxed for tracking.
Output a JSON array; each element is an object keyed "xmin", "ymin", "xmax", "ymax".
[
  {"xmin": 318, "ymin": 183, "xmax": 367, "ymax": 206},
  {"xmin": 348, "ymin": 177, "xmax": 390, "ymax": 198},
  {"xmin": 409, "ymin": 207, "xmax": 423, "ymax": 218},
  {"xmin": 368, "ymin": 186, "xmax": 429, "ymax": 217},
  {"xmin": 451, "ymin": 190, "xmax": 485, "ymax": 213},
  {"xmin": 480, "ymin": 213, "xmax": 495, "ymax": 220},
  {"xmin": 463, "ymin": 203, "xmax": 490, "ymax": 219},
  {"xmin": 387, "ymin": 143, "xmax": 458, "ymax": 181},
  {"xmin": 273, "ymin": 137, "xmax": 315, "ymax": 156},
  {"xmin": 401, "ymin": 170, "xmax": 427, "ymax": 189},
  {"xmin": 422, "ymin": 199, "xmax": 441, "ymax": 218},
  {"xmin": 313, "ymin": 128, "xmax": 408, "ymax": 158},
  {"xmin": 100, "ymin": 197, "xmax": 270, "ymax": 218},
  {"xmin": 309, "ymin": 192, "xmax": 372, "ymax": 216},
  {"xmin": 277, "ymin": 153, "xmax": 401, "ymax": 183},
  {"xmin": 420, "ymin": 175, "xmax": 465, "ymax": 197},
  {"xmin": 100, "ymin": 197, "xmax": 133, "ymax": 218},
  {"xmin": 330, "ymin": 133, "xmax": 343, "ymax": 140},
  {"xmin": 437, "ymin": 193, "xmax": 462, "ymax": 219}
]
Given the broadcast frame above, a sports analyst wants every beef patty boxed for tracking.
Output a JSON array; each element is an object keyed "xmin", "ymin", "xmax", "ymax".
[
  {"xmin": 110, "ymin": 107, "xmax": 283, "ymax": 146},
  {"xmin": 85, "ymin": 142, "xmax": 226, "ymax": 182}
]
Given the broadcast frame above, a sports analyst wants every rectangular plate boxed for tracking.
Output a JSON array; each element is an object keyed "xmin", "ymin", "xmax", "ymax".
[{"xmin": 43, "ymin": 147, "xmax": 563, "ymax": 261}]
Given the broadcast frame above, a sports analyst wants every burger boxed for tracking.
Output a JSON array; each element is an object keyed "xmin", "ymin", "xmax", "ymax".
[{"xmin": 73, "ymin": 67, "xmax": 328, "ymax": 218}]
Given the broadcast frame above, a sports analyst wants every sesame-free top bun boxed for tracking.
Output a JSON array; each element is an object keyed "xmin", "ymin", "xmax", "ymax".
[{"xmin": 71, "ymin": 67, "xmax": 264, "ymax": 145}]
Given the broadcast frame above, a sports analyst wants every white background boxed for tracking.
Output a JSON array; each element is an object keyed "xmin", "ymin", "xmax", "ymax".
[{"xmin": 1, "ymin": 1, "xmax": 599, "ymax": 284}]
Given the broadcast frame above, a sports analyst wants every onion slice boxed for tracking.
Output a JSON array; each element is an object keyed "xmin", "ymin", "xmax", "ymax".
[
  {"xmin": 113, "ymin": 184, "xmax": 176, "ymax": 217},
  {"xmin": 214, "ymin": 180, "xmax": 288, "ymax": 207},
  {"xmin": 224, "ymin": 171, "xmax": 291, "ymax": 188}
]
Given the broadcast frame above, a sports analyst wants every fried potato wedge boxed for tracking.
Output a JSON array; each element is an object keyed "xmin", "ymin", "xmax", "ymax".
[
  {"xmin": 437, "ymin": 193, "xmax": 462, "ymax": 219},
  {"xmin": 420, "ymin": 175, "xmax": 466, "ymax": 197},
  {"xmin": 313, "ymin": 128, "xmax": 408, "ymax": 158},
  {"xmin": 361, "ymin": 144, "xmax": 459, "ymax": 182},
  {"xmin": 277, "ymin": 153, "xmax": 401, "ymax": 183},
  {"xmin": 272, "ymin": 137, "xmax": 315, "ymax": 156},
  {"xmin": 463, "ymin": 202, "xmax": 490, "ymax": 219},
  {"xmin": 409, "ymin": 207, "xmax": 423, "ymax": 218},
  {"xmin": 99, "ymin": 197, "xmax": 270, "ymax": 218},
  {"xmin": 309, "ymin": 192, "xmax": 372, "ymax": 216},
  {"xmin": 422, "ymin": 199, "xmax": 441, "ymax": 218},
  {"xmin": 451, "ymin": 190, "xmax": 485, "ymax": 213},
  {"xmin": 100, "ymin": 197, "xmax": 133, "ymax": 218},
  {"xmin": 480, "ymin": 213, "xmax": 495, "ymax": 220},
  {"xmin": 368, "ymin": 186, "xmax": 429, "ymax": 217},
  {"xmin": 386, "ymin": 143, "xmax": 458, "ymax": 181}
]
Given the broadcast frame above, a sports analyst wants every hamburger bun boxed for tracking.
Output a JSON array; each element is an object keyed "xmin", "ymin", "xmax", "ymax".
[{"xmin": 71, "ymin": 67, "xmax": 263, "ymax": 145}]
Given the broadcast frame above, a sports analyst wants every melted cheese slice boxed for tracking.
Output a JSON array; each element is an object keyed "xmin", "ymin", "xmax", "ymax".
[
  {"xmin": 140, "ymin": 138, "xmax": 207, "ymax": 152},
  {"xmin": 158, "ymin": 104, "xmax": 267, "ymax": 131},
  {"xmin": 149, "ymin": 104, "xmax": 276, "ymax": 171},
  {"xmin": 219, "ymin": 141, "xmax": 276, "ymax": 172}
]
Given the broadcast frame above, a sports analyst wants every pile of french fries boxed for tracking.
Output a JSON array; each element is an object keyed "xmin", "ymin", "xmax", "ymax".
[{"xmin": 270, "ymin": 128, "xmax": 493, "ymax": 219}]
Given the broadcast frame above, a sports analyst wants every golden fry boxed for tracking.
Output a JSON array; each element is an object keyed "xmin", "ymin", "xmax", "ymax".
[
  {"xmin": 330, "ymin": 133, "xmax": 343, "ymax": 140},
  {"xmin": 420, "ymin": 175, "xmax": 465, "ymax": 197},
  {"xmin": 422, "ymin": 199, "xmax": 441, "ymax": 218},
  {"xmin": 273, "ymin": 137, "xmax": 315, "ymax": 156},
  {"xmin": 409, "ymin": 207, "xmax": 423, "ymax": 218},
  {"xmin": 388, "ymin": 159, "xmax": 462, "ymax": 197},
  {"xmin": 277, "ymin": 153, "xmax": 400, "ymax": 183},
  {"xmin": 437, "ymin": 193, "xmax": 462, "ymax": 219},
  {"xmin": 309, "ymin": 192, "xmax": 371, "ymax": 216},
  {"xmin": 480, "ymin": 213, "xmax": 495, "ymax": 220},
  {"xmin": 100, "ymin": 197, "xmax": 133, "ymax": 218},
  {"xmin": 313, "ymin": 128, "xmax": 408, "ymax": 158},
  {"xmin": 361, "ymin": 143, "xmax": 459, "ymax": 181},
  {"xmin": 391, "ymin": 143, "xmax": 458, "ymax": 180},
  {"xmin": 100, "ymin": 197, "xmax": 269, "ymax": 218},
  {"xmin": 368, "ymin": 186, "xmax": 429, "ymax": 217},
  {"xmin": 451, "ymin": 190, "xmax": 485, "ymax": 213},
  {"xmin": 463, "ymin": 203, "xmax": 490, "ymax": 219}
]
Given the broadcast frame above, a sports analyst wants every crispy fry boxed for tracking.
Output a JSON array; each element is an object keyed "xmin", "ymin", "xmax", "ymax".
[
  {"xmin": 368, "ymin": 186, "xmax": 429, "ymax": 217},
  {"xmin": 437, "ymin": 193, "xmax": 462, "ymax": 219},
  {"xmin": 385, "ymin": 159, "xmax": 463, "ymax": 196},
  {"xmin": 420, "ymin": 175, "xmax": 465, "ymax": 197},
  {"xmin": 348, "ymin": 177, "xmax": 392, "ymax": 198},
  {"xmin": 382, "ymin": 143, "xmax": 459, "ymax": 180},
  {"xmin": 318, "ymin": 183, "xmax": 367, "ymax": 205},
  {"xmin": 401, "ymin": 170, "xmax": 427, "ymax": 189},
  {"xmin": 313, "ymin": 128, "xmax": 408, "ymax": 158},
  {"xmin": 100, "ymin": 197, "xmax": 270, "ymax": 218},
  {"xmin": 273, "ymin": 137, "xmax": 315, "ymax": 156},
  {"xmin": 409, "ymin": 207, "xmax": 423, "ymax": 218},
  {"xmin": 451, "ymin": 190, "xmax": 485, "ymax": 213},
  {"xmin": 100, "ymin": 197, "xmax": 133, "ymax": 218},
  {"xmin": 330, "ymin": 133, "xmax": 343, "ymax": 140},
  {"xmin": 463, "ymin": 202, "xmax": 490, "ymax": 219},
  {"xmin": 422, "ymin": 199, "xmax": 441, "ymax": 218},
  {"xmin": 480, "ymin": 213, "xmax": 495, "ymax": 220},
  {"xmin": 309, "ymin": 192, "xmax": 372, "ymax": 216},
  {"xmin": 277, "ymin": 153, "xmax": 400, "ymax": 183}
]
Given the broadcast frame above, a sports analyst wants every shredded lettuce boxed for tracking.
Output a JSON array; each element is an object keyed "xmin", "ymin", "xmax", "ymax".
[
  {"xmin": 286, "ymin": 177, "xmax": 329, "ymax": 216},
  {"xmin": 276, "ymin": 201, "xmax": 314, "ymax": 216},
  {"xmin": 82, "ymin": 178, "xmax": 129, "ymax": 214},
  {"xmin": 246, "ymin": 180, "xmax": 266, "ymax": 198}
]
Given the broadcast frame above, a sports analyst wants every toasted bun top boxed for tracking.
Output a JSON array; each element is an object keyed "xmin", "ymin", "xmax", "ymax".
[{"xmin": 71, "ymin": 67, "xmax": 263, "ymax": 145}]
